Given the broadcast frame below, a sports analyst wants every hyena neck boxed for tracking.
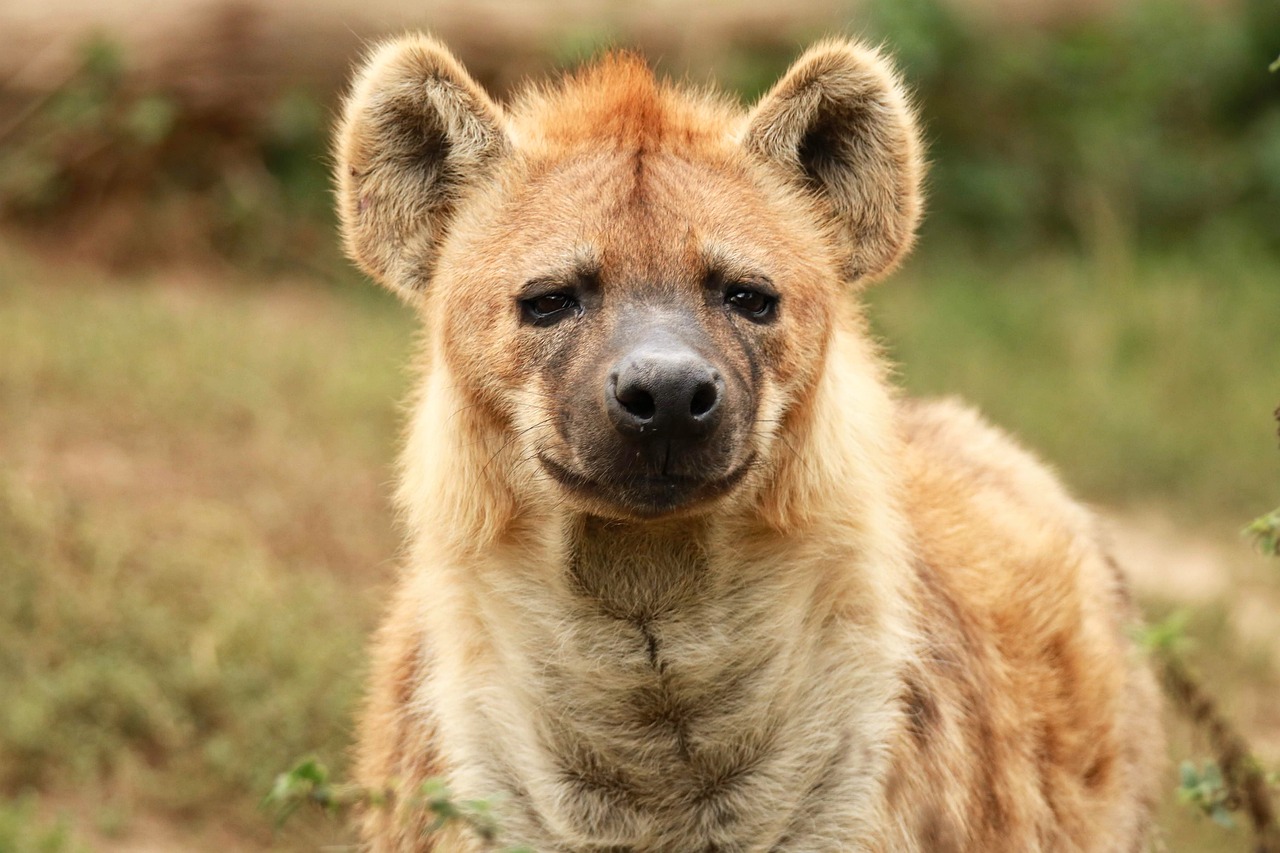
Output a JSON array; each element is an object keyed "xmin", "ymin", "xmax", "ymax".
[
  {"xmin": 564, "ymin": 515, "xmax": 714, "ymax": 622},
  {"xmin": 408, "ymin": 357, "xmax": 915, "ymax": 847},
  {"xmin": 431, "ymin": 506, "xmax": 905, "ymax": 849},
  {"xmin": 429, "ymin": 476, "xmax": 909, "ymax": 849}
]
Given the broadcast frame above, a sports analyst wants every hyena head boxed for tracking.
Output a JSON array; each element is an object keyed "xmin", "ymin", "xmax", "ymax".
[{"xmin": 335, "ymin": 37, "xmax": 923, "ymax": 521}]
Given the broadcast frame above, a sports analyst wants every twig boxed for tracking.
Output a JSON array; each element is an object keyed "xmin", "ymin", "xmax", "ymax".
[{"xmin": 1158, "ymin": 651, "xmax": 1280, "ymax": 852}]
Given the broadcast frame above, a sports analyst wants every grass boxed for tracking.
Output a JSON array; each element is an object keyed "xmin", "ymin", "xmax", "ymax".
[
  {"xmin": 1144, "ymin": 599, "xmax": 1280, "ymax": 851},
  {"xmin": 871, "ymin": 230, "xmax": 1280, "ymax": 522},
  {"xmin": 0, "ymin": 246, "xmax": 414, "ymax": 848},
  {"xmin": 0, "ymin": 796, "xmax": 82, "ymax": 853},
  {"xmin": 0, "ymin": 234, "xmax": 1276, "ymax": 849}
]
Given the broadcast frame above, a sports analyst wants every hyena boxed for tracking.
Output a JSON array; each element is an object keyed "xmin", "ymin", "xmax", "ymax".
[{"xmin": 334, "ymin": 35, "xmax": 1163, "ymax": 852}]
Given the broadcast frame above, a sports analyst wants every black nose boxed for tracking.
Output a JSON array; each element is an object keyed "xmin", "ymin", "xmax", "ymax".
[{"xmin": 607, "ymin": 350, "xmax": 724, "ymax": 440}]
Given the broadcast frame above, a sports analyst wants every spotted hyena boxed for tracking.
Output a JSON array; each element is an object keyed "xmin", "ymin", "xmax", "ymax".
[{"xmin": 334, "ymin": 35, "xmax": 1163, "ymax": 852}]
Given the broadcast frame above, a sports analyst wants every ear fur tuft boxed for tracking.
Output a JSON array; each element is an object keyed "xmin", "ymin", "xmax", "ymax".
[
  {"xmin": 742, "ymin": 40, "xmax": 924, "ymax": 283},
  {"xmin": 334, "ymin": 35, "xmax": 508, "ymax": 293}
]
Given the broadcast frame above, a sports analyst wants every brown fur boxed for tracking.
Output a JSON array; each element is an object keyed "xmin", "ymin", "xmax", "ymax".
[{"xmin": 336, "ymin": 35, "xmax": 1163, "ymax": 852}]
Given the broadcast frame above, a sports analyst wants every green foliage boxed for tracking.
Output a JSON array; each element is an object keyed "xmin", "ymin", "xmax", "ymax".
[
  {"xmin": 0, "ymin": 35, "xmax": 154, "ymax": 214},
  {"xmin": 1245, "ymin": 507, "xmax": 1280, "ymax": 557},
  {"xmin": 1134, "ymin": 610, "xmax": 1191, "ymax": 656},
  {"xmin": 1178, "ymin": 761, "xmax": 1238, "ymax": 829},
  {"xmin": 264, "ymin": 758, "xmax": 358, "ymax": 827},
  {"xmin": 3, "ymin": 1, "xmax": 1277, "ymax": 270},
  {"xmin": 265, "ymin": 759, "xmax": 534, "ymax": 852},
  {"xmin": 871, "ymin": 242, "xmax": 1280, "ymax": 519},
  {"xmin": 1243, "ymin": 405, "xmax": 1280, "ymax": 557},
  {"xmin": 0, "ymin": 256, "xmax": 414, "ymax": 847},
  {"xmin": 0, "ymin": 796, "xmax": 84, "ymax": 853},
  {"xmin": 0, "ymin": 33, "xmax": 334, "ymax": 269},
  {"xmin": 1148, "ymin": 593, "xmax": 1280, "ymax": 847},
  {"xmin": 860, "ymin": 0, "xmax": 1280, "ymax": 254}
]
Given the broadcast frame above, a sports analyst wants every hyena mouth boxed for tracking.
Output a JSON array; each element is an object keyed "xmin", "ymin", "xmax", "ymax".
[{"xmin": 537, "ymin": 452, "xmax": 755, "ymax": 517}]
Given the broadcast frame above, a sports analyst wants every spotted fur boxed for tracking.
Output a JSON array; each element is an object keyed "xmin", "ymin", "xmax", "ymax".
[{"xmin": 335, "ymin": 35, "xmax": 1163, "ymax": 852}]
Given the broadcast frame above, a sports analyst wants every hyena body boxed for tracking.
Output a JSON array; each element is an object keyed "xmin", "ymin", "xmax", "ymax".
[{"xmin": 336, "ymin": 36, "xmax": 1163, "ymax": 852}]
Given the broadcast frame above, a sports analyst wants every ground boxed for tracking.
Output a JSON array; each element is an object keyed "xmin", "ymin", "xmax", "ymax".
[{"xmin": 0, "ymin": 236, "xmax": 1276, "ymax": 852}]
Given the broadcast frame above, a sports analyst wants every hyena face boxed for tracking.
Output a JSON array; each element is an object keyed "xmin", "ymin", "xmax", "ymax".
[
  {"xmin": 437, "ymin": 143, "xmax": 837, "ymax": 518},
  {"xmin": 336, "ymin": 39, "xmax": 923, "ymax": 519}
]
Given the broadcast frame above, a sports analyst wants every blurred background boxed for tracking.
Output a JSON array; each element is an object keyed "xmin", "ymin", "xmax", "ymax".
[{"xmin": 0, "ymin": 0, "xmax": 1277, "ymax": 849}]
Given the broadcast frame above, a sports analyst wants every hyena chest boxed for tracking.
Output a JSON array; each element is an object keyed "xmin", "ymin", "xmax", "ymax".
[
  {"xmin": 476, "ymin": 600, "xmax": 871, "ymax": 852},
  {"xmin": 451, "ymin": 527, "xmax": 883, "ymax": 851}
]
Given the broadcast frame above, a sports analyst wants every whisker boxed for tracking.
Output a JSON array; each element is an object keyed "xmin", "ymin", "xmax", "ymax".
[{"xmin": 480, "ymin": 421, "xmax": 552, "ymax": 477}]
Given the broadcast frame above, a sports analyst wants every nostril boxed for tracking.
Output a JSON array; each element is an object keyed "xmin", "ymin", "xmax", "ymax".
[
  {"xmin": 617, "ymin": 385, "xmax": 657, "ymax": 421},
  {"xmin": 689, "ymin": 382, "xmax": 718, "ymax": 418},
  {"xmin": 609, "ymin": 358, "xmax": 722, "ymax": 436}
]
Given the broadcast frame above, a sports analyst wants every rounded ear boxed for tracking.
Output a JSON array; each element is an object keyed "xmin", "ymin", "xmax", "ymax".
[
  {"xmin": 334, "ymin": 35, "xmax": 509, "ymax": 293},
  {"xmin": 741, "ymin": 40, "xmax": 924, "ymax": 283}
]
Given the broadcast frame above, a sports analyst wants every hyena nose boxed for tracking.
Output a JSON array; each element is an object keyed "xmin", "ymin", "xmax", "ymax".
[{"xmin": 608, "ymin": 352, "xmax": 724, "ymax": 440}]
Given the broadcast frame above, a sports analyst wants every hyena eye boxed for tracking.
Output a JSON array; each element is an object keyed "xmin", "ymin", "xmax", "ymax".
[
  {"xmin": 520, "ymin": 292, "xmax": 580, "ymax": 324},
  {"xmin": 725, "ymin": 285, "xmax": 777, "ymax": 321}
]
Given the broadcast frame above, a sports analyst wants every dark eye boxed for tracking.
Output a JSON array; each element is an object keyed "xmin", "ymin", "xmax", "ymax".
[
  {"xmin": 725, "ymin": 286, "xmax": 777, "ymax": 320},
  {"xmin": 521, "ymin": 292, "xmax": 579, "ymax": 323}
]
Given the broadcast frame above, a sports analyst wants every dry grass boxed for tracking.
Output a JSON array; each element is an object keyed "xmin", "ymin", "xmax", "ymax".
[
  {"xmin": 0, "ymin": 245, "xmax": 413, "ymax": 849},
  {"xmin": 0, "ymin": 235, "xmax": 1276, "ymax": 850},
  {"xmin": 871, "ymin": 235, "xmax": 1280, "ymax": 520}
]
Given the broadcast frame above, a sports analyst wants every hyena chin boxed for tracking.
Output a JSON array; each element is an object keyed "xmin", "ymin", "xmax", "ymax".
[{"xmin": 335, "ymin": 34, "xmax": 1164, "ymax": 853}]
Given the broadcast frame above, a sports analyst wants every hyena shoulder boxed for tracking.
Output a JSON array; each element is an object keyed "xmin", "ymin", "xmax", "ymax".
[{"xmin": 887, "ymin": 397, "xmax": 1163, "ymax": 850}]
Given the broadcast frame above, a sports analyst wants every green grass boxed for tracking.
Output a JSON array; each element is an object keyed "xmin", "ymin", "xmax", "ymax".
[
  {"xmin": 871, "ymin": 233, "xmax": 1280, "ymax": 522},
  {"xmin": 0, "ymin": 247, "xmax": 415, "ymax": 848},
  {"xmin": 0, "ymin": 796, "xmax": 83, "ymax": 853},
  {"xmin": 0, "ymin": 236, "xmax": 1275, "ymax": 849}
]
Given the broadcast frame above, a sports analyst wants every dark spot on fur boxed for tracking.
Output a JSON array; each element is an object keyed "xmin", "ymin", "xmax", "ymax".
[
  {"xmin": 1103, "ymin": 552, "xmax": 1134, "ymax": 609},
  {"xmin": 641, "ymin": 621, "xmax": 661, "ymax": 668},
  {"xmin": 1083, "ymin": 754, "xmax": 1112, "ymax": 790},
  {"xmin": 710, "ymin": 298, "xmax": 763, "ymax": 391},
  {"xmin": 391, "ymin": 631, "xmax": 426, "ymax": 707},
  {"xmin": 628, "ymin": 147, "xmax": 649, "ymax": 206},
  {"xmin": 692, "ymin": 766, "xmax": 747, "ymax": 806},
  {"xmin": 558, "ymin": 744, "xmax": 636, "ymax": 803},
  {"xmin": 910, "ymin": 556, "xmax": 1014, "ymax": 835},
  {"xmin": 903, "ymin": 675, "xmax": 939, "ymax": 746},
  {"xmin": 975, "ymin": 715, "xmax": 1009, "ymax": 833},
  {"xmin": 917, "ymin": 808, "xmax": 962, "ymax": 853}
]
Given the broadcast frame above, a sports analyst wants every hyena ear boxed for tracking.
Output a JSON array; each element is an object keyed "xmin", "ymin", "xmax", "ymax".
[
  {"xmin": 741, "ymin": 40, "xmax": 924, "ymax": 283},
  {"xmin": 334, "ymin": 35, "xmax": 509, "ymax": 293}
]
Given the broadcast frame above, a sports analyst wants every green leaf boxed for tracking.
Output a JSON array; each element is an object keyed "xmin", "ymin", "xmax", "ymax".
[
  {"xmin": 263, "ymin": 758, "xmax": 331, "ymax": 828},
  {"xmin": 1135, "ymin": 611, "xmax": 1190, "ymax": 654},
  {"xmin": 124, "ymin": 96, "xmax": 178, "ymax": 147},
  {"xmin": 1210, "ymin": 804, "xmax": 1236, "ymax": 828},
  {"xmin": 1243, "ymin": 507, "xmax": 1280, "ymax": 556},
  {"xmin": 77, "ymin": 34, "xmax": 126, "ymax": 83},
  {"xmin": 1179, "ymin": 760, "xmax": 1199, "ymax": 788},
  {"xmin": 290, "ymin": 758, "xmax": 330, "ymax": 786}
]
